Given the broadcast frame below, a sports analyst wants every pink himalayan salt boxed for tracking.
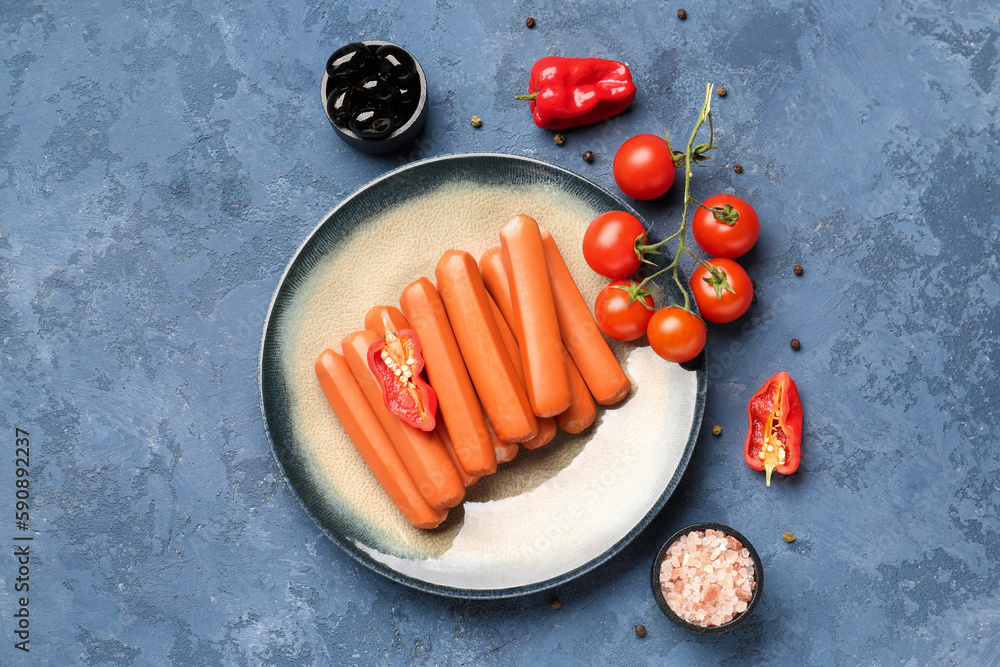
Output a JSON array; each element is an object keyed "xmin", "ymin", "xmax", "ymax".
[{"xmin": 659, "ymin": 529, "xmax": 756, "ymax": 627}]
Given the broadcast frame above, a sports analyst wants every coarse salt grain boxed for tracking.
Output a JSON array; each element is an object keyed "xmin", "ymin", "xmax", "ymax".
[{"xmin": 660, "ymin": 529, "xmax": 756, "ymax": 628}]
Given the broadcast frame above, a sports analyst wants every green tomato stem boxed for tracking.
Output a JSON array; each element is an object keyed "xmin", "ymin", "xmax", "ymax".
[{"xmin": 636, "ymin": 83, "xmax": 715, "ymax": 316}]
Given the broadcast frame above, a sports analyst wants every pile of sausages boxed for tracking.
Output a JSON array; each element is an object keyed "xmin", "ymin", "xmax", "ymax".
[{"xmin": 315, "ymin": 214, "xmax": 632, "ymax": 528}]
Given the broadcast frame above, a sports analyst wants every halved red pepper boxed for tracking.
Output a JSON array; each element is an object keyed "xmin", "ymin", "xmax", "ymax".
[
  {"xmin": 744, "ymin": 371, "xmax": 802, "ymax": 486},
  {"xmin": 366, "ymin": 314, "xmax": 437, "ymax": 432},
  {"xmin": 515, "ymin": 56, "xmax": 636, "ymax": 130}
]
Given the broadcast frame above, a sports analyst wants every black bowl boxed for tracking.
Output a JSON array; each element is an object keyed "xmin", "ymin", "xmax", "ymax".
[
  {"xmin": 321, "ymin": 40, "xmax": 428, "ymax": 154},
  {"xmin": 650, "ymin": 522, "xmax": 763, "ymax": 634}
]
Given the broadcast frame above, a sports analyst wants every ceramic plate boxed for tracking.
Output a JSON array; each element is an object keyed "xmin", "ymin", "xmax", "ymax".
[{"xmin": 259, "ymin": 153, "xmax": 705, "ymax": 598}]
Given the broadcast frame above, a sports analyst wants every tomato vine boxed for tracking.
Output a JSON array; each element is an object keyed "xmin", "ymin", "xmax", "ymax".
[{"xmin": 629, "ymin": 83, "xmax": 737, "ymax": 317}]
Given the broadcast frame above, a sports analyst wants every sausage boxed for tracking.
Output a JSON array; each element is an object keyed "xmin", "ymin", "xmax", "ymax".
[
  {"xmin": 342, "ymin": 330, "xmax": 465, "ymax": 510},
  {"xmin": 364, "ymin": 304, "xmax": 438, "ymax": 431},
  {"xmin": 500, "ymin": 215, "xmax": 572, "ymax": 417},
  {"xmin": 522, "ymin": 414, "xmax": 558, "ymax": 450},
  {"xmin": 480, "ymin": 246, "xmax": 515, "ymax": 326},
  {"xmin": 364, "ymin": 305, "xmax": 409, "ymax": 336},
  {"xmin": 538, "ymin": 226, "xmax": 632, "ymax": 405},
  {"xmin": 437, "ymin": 423, "xmax": 480, "ymax": 487},
  {"xmin": 485, "ymin": 291, "xmax": 522, "ymax": 378},
  {"xmin": 486, "ymin": 415, "xmax": 520, "ymax": 463},
  {"xmin": 435, "ymin": 250, "xmax": 538, "ymax": 443},
  {"xmin": 398, "ymin": 278, "xmax": 498, "ymax": 477},
  {"xmin": 314, "ymin": 349, "xmax": 448, "ymax": 529},
  {"xmin": 486, "ymin": 292, "xmax": 558, "ymax": 449},
  {"xmin": 483, "ymin": 250, "xmax": 596, "ymax": 436},
  {"xmin": 556, "ymin": 354, "xmax": 597, "ymax": 434}
]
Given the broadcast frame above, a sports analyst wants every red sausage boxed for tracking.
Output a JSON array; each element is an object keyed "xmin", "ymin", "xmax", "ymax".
[
  {"xmin": 435, "ymin": 250, "xmax": 538, "ymax": 443},
  {"xmin": 437, "ymin": 423, "xmax": 480, "ymax": 487},
  {"xmin": 487, "ymin": 416, "xmax": 520, "ymax": 463},
  {"xmin": 522, "ymin": 415, "xmax": 558, "ymax": 450},
  {"xmin": 483, "ymin": 248, "xmax": 596, "ymax": 436},
  {"xmin": 500, "ymin": 214, "xmax": 572, "ymax": 417},
  {"xmin": 364, "ymin": 305, "xmax": 409, "ymax": 335},
  {"xmin": 314, "ymin": 349, "xmax": 448, "ymax": 529},
  {"xmin": 538, "ymin": 226, "xmax": 631, "ymax": 405},
  {"xmin": 556, "ymin": 354, "xmax": 597, "ymax": 434},
  {"xmin": 342, "ymin": 330, "xmax": 465, "ymax": 510},
  {"xmin": 399, "ymin": 278, "xmax": 498, "ymax": 477},
  {"xmin": 480, "ymin": 246, "xmax": 515, "ymax": 326},
  {"xmin": 486, "ymin": 292, "xmax": 558, "ymax": 449}
]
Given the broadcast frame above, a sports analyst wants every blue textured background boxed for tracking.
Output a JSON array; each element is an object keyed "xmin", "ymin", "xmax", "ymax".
[{"xmin": 2, "ymin": 0, "xmax": 999, "ymax": 664}]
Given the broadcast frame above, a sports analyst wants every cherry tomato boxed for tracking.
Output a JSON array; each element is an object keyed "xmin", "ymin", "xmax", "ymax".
[
  {"xmin": 594, "ymin": 279, "xmax": 655, "ymax": 341},
  {"xmin": 689, "ymin": 258, "xmax": 753, "ymax": 323},
  {"xmin": 692, "ymin": 194, "xmax": 760, "ymax": 258},
  {"xmin": 647, "ymin": 307, "xmax": 706, "ymax": 362},
  {"xmin": 613, "ymin": 134, "xmax": 676, "ymax": 200},
  {"xmin": 582, "ymin": 211, "xmax": 646, "ymax": 279}
]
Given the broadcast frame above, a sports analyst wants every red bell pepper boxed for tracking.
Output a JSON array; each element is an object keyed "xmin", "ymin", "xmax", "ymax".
[
  {"xmin": 744, "ymin": 371, "xmax": 802, "ymax": 486},
  {"xmin": 366, "ymin": 316, "xmax": 437, "ymax": 431},
  {"xmin": 515, "ymin": 56, "xmax": 636, "ymax": 130}
]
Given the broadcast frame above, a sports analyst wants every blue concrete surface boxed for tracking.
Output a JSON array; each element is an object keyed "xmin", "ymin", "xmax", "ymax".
[{"xmin": 2, "ymin": 0, "xmax": 999, "ymax": 663}]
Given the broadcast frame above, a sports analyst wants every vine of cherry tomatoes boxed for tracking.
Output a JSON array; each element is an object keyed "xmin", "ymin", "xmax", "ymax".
[{"xmin": 585, "ymin": 84, "xmax": 761, "ymax": 363}]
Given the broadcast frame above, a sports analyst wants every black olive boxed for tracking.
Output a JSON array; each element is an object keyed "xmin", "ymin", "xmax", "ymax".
[
  {"xmin": 326, "ymin": 86, "xmax": 353, "ymax": 126},
  {"xmin": 391, "ymin": 85, "xmax": 419, "ymax": 129},
  {"xmin": 392, "ymin": 101, "xmax": 418, "ymax": 130},
  {"xmin": 326, "ymin": 42, "xmax": 370, "ymax": 81},
  {"xmin": 325, "ymin": 73, "xmax": 352, "ymax": 93},
  {"xmin": 349, "ymin": 106, "xmax": 394, "ymax": 138},
  {"xmin": 396, "ymin": 84, "xmax": 419, "ymax": 108},
  {"xmin": 375, "ymin": 44, "xmax": 415, "ymax": 82},
  {"xmin": 355, "ymin": 74, "xmax": 395, "ymax": 104}
]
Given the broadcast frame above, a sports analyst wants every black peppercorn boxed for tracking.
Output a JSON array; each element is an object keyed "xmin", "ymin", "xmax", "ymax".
[
  {"xmin": 734, "ymin": 163, "xmax": 744, "ymax": 173},
  {"xmin": 717, "ymin": 86, "xmax": 727, "ymax": 97},
  {"xmin": 635, "ymin": 624, "xmax": 647, "ymax": 638},
  {"xmin": 551, "ymin": 599, "xmax": 562, "ymax": 610},
  {"xmin": 793, "ymin": 264, "xmax": 803, "ymax": 275},
  {"xmin": 677, "ymin": 8, "xmax": 687, "ymax": 19},
  {"xmin": 790, "ymin": 338, "xmax": 801, "ymax": 351},
  {"xmin": 582, "ymin": 151, "xmax": 594, "ymax": 163},
  {"xmin": 526, "ymin": 17, "xmax": 536, "ymax": 28}
]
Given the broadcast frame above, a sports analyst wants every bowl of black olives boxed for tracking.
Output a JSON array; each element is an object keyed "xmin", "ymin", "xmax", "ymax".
[{"xmin": 322, "ymin": 40, "xmax": 428, "ymax": 154}]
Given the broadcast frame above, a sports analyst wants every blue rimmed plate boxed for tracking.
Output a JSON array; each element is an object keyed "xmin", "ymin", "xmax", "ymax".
[{"xmin": 259, "ymin": 153, "xmax": 705, "ymax": 599}]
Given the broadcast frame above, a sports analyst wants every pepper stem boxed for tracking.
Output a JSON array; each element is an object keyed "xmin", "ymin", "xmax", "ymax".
[
  {"xmin": 765, "ymin": 464, "xmax": 774, "ymax": 487},
  {"xmin": 514, "ymin": 93, "xmax": 538, "ymax": 101},
  {"xmin": 381, "ymin": 314, "xmax": 406, "ymax": 361}
]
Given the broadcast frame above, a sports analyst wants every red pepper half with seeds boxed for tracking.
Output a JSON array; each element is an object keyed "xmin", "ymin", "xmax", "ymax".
[
  {"xmin": 744, "ymin": 371, "xmax": 802, "ymax": 486},
  {"xmin": 366, "ymin": 314, "xmax": 438, "ymax": 432},
  {"xmin": 515, "ymin": 56, "xmax": 636, "ymax": 130}
]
